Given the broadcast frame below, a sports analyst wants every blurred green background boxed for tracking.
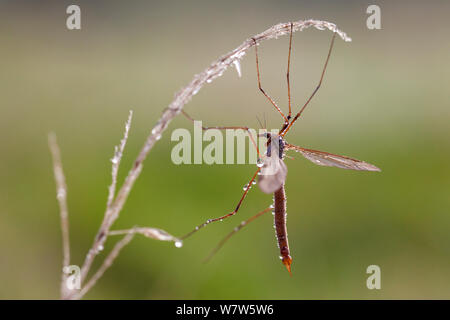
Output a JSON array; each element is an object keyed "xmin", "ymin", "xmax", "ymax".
[{"xmin": 1, "ymin": 0, "xmax": 449, "ymax": 299}]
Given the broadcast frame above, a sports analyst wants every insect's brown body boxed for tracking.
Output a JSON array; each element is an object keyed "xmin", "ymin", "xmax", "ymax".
[
  {"xmin": 258, "ymin": 134, "xmax": 293, "ymax": 273},
  {"xmin": 273, "ymin": 183, "xmax": 292, "ymax": 273}
]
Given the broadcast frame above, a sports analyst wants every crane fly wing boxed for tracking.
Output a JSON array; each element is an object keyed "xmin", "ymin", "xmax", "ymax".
[
  {"xmin": 258, "ymin": 157, "xmax": 287, "ymax": 194},
  {"xmin": 285, "ymin": 144, "xmax": 381, "ymax": 172}
]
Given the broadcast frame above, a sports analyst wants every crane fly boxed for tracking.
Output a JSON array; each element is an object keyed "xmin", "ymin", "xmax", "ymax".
[{"xmin": 180, "ymin": 23, "xmax": 380, "ymax": 274}]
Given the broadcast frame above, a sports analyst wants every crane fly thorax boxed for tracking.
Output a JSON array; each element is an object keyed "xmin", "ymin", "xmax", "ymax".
[
  {"xmin": 266, "ymin": 134, "xmax": 285, "ymax": 160},
  {"xmin": 258, "ymin": 134, "xmax": 288, "ymax": 194}
]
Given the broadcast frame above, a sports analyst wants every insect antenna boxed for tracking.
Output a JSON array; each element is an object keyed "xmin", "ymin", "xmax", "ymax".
[
  {"xmin": 263, "ymin": 113, "xmax": 267, "ymax": 132},
  {"xmin": 256, "ymin": 115, "xmax": 264, "ymax": 131},
  {"xmin": 203, "ymin": 206, "xmax": 272, "ymax": 263}
]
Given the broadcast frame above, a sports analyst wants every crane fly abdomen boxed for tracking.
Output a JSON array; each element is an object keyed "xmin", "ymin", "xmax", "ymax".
[
  {"xmin": 274, "ymin": 183, "xmax": 292, "ymax": 274},
  {"xmin": 260, "ymin": 134, "xmax": 292, "ymax": 273}
]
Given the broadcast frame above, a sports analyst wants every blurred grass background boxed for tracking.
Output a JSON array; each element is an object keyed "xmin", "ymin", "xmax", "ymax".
[{"xmin": 0, "ymin": 0, "xmax": 449, "ymax": 299}]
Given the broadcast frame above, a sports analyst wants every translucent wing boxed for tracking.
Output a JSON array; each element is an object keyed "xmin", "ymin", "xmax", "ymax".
[
  {"xmin": 258, "ymin": 157, "xmax": 288, "ymax": 194},
  {"xmin": 285, "ymin": 143, "xmax": 381, "ymax": 172}
]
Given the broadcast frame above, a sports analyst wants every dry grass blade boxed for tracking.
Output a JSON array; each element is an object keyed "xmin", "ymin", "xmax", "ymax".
[
  {"xmin": 76, "ymin": 110, "xmax": 138, "ymax": 293},
  {"xmin": 109, "ymin": 227, "xmax": 182, "ymax": 245},
  {"xmin": 48, "ymin": 133, "xmax": 71, "ymax": 297},
  {"xmin": 107, "ymin": 110, "xmax": 133, "ymax": 209},
  {"xmin": 72, "ymin": 232, "xmax": 135, "ymax": 300}
]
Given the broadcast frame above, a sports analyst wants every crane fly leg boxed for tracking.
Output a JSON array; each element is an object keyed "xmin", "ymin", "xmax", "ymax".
[
  {"xmin": 287, "ymin": 22, "xmax": 293, "ymax": 119},
  {"xmin": 252, "ymin": 38, "xmax": 289, "ymax": 124},
  {"xmin": 179, "ymin": 167, "xmax": 261, "ymax": 240},
  {"xmin": 204, "ymin": 206, "xmax": 272, "ymax": 263},
  {"xmin": 181, "ymin": 110, "xmax": 261, "ymax": 159},
  {"xmin": 282, "ymin": 32, "xmax": 336, "ymax": 136}
]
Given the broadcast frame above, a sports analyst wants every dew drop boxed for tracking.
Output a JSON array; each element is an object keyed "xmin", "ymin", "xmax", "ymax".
[
  {"xmin": 151, "ymin": 121, "xmax": 163, "ymax": 135},
  {"xmin": 257, "ymin": 159, "xmax": 264, "ymax": 168},
  {"xmin": 233, "ymin": 60, "xmax": 242, "ymax": 78},
  {"xmin": 174, "ymin": 240, "xmax": 183, "ymax": 248},
  {"xmin": 56, "ymin": 188, "xmax": 66, "ymax": 200}
]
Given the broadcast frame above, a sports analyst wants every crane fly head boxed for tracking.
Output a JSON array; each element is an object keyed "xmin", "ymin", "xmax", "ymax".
[{"xmin": 265, "ymin": 133, "xmax": 285, "ymax": 160}]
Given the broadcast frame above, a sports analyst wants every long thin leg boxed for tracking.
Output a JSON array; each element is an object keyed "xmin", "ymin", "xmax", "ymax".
[
  {"xmin": 181, "ymin": 110, "xmax": 261, "ymax": 159},
  {"xmin": 203, "ymin": 206, "xmax": 272, "ymax": 262},
  {"xmin": 281, "ymin": 32, "xmax": 337, "ymax": 137},
  {"xmin": 287, "ymin": 22, "xmax": 293, "ymax": 119},
  {"xmin": 180, "ymin": 167, "xmax": 261, "ymax": 240},
  {"xmin": 253, "ymin": 38, "xmax": 289, "ymax": 124}
]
